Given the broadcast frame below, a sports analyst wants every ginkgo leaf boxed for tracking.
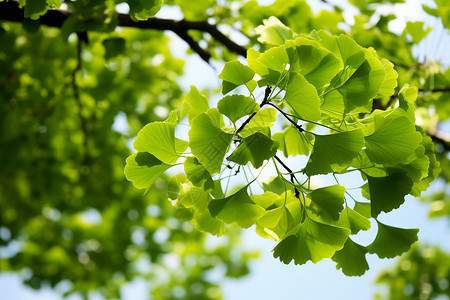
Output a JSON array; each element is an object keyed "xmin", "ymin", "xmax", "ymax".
[
  {"xmin": 309, "ymin": 185, "xmax": 345, "ymax": 221},
  {"xmin": 133, "ymin": 121, "xmax": 188, "ymax": 164},
  {"xmin": 248, "ymin": 45, "xmax": 289, "ymax": 85},
  {"xmin": 239, "ymin": 107, "xmax": 277, "ymax": 137},
  {"xmin": 255, "ymin": 16, "xmax": 295, "ymax": 45},
  {"xmin": 218, "ymin": 60, "xmax": 255, "ymax": 94},
  {"xmin": 332, "ymin": 238, "xmax": 369, "ymax": 276},
  {"xmin": 124, "ymin": 152, "xmax": 172, "ymax": 191},
  {"xmin": 180, "ymin": 86, "xmax": 209, "ymax": 123},
  {"xmin": 365, "ymin": 114, "xmax": 422, "ymax": 164},
  {"xmin": 127, "ymin": 0, "xmax": 162, "ymax": 21},
  {"xmin": 189, "ymin": 113, "xmax": 233, "ymax": 174},
  {"xmin": 317, "ymin": 31, "xmax": 366, "ymax": 83},
  {"xmin": 273, "ymin": 126, "xmax": 312, "ymax": 157},
  {"xmin": 376, "ymin": 58, "xmax": 398, "ymax": 98},
  {"xmin": 227, "ymin": 132, "xmax": 278, "ymax": 168},
  {"xmin": 285, "ymin": 37, "xmax": 342, "ymax": 89},
  {"xmin": 304, "ymin": 129, "xmax": 364, "ymax": 176},
  {"xmin": 184, "ymin": 157, "xmax": 215, "ymax": 191},
  {"xmin": 208, "ymin": 185, "xmax": 265, "ymax": 228},
  {"xmin": 398, "ymin": 84, "xmax": 418, "ymax": 122},
  {"xmin": 404, "ymin": 21, "xmax": 433, "ymax": 44},
  {"xmin": 353, "ymin": 201, "xmax": 371, "ymax": 219},
  {"xmin": 367, "ymin": 170, "xmax": 413, "ymax": 218},
  {"xmin": 178, "ymin": 184, "xmax": 223, "ymax": 235},
  {"xmin": 333, "ymin": 48, "xmax": 385, "ymax": 112},
  {"xmin": 336, "ymin": 207, "xmax": 371, "ymax": 235},
  {"xmin": 367, "ymin": 221, "xmax": 419, "ymax": 258},
  {"xmin": 256, "ymin": 206, "xmax": 296, "ymax": 241},
  {"xmin": 283, "ymin": 73, "xmax": 321, "ymax": 121},
  {"xmin": 217, "ymin": 95, "xmax": 258, "ymax": 124},
  {"xmin": 273, "ymin": 217, "xmax": 350, "ymax": 265}
]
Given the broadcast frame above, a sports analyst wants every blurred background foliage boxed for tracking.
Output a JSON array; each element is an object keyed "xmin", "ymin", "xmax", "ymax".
[{"xmin": 0, "ymin": 0, "xmax": 449, "ymax": 299}]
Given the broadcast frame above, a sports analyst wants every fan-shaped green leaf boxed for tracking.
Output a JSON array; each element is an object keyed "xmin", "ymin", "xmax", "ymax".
[
  {"xmin": 124, "ymin": 152, "xmax": 172, "ymax": 191},
  {"xmin": 283, "ymin": 73, "xmax": 321, "ymax": 121},
  {"xmin": 184, "ymin": 157, "xmax": 215, "ymax": 191},
  {"xmin": 367, "ymin": 221, "xmax": 419, "ymax": 258},
  {"xmin": 317, "ymin": 31, "xmax": 366, "ymax": 83},
  {"xmin": 309, "ymin": 185, "xmax": 345, "ymax": 221},
  {"xmin": 367, "ymin": 170, "xmax": 413, "ymax": 218},
  {"xmin": 332, "ymin": 238, "xmax": 369, "ymax": 276},
  {"xmin": 133, "ymin": 122, "xmax": 188, "ymax": 164},
  {"xmin": 304, "ymin": 129, "xmax": 364, "ymax": 176},
  {"xmin": 178, "ymin": 184, "xmax": 224, "ymax": 236},
  {"xmin": 218, "ymin": 60, "xmax": 255, "ymax": 94},
  {"xmin": 353, "ymin": 201, "xmax": 371, "ymax": 219},
  {"xmin": 227, "ymin": 132, "xmax": 278, "ymax": 168},
  {"xmin": 336, "ymin": 207, "xmax": 371, "ymax": 235},
  {"xmin": 365, "ymin": 114, "xmax": 422, "ymax": 164},
  {"xmin": 180, "ymin": 86, "xmax": 209, "ymax": 123},
  {"xmin": 127, "ymin": 0, "xmax": 162, "ymax": 21},
  {"xmin": 273, "ymin": 126, "xmax": 312, "ymax": 157},
  {"xmin": 209, "ymin": 185, "xmax": 265, "ymax": 228},
  {"xmin": 255, "ymin": 16, "xmax": 295, "ymax": 45},
  {"xmin": 239, "ymin": 107, "xmax": 277, "ymax": 137},
  {"xmin": 247, "ymin": 46, "xmax": 289, "ymax": 85},
  {"xmin": 273, "ymin": 217, "xmax": 350, "ymax": 265},
  {"xmin": 285, "ymin": 37, "xmax": 342, "ymax": 89},
  {"xmin": 404, "ymin": 21, "xmax": 433, "ymax": 44},
  {"xmin": 189, "ymin": 113, "xmax": 233, "ymax": 174},
  {"xmin": 217, "ymin": 95, "xmax": 258, "ymax": 123},
  {"xmin": 256, "ymin": 206, "xmax": 296, "ymax": 241},
  {"xmin": 376, "ymin": 58, "xmax": 398, "ymax": 98}
]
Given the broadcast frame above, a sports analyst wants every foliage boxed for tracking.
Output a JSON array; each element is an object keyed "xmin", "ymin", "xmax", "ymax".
[
  {"xmin": 125, "ymin": 17, "xmax": 439, "ymax": 277},
  {"xmin": 1, "ymin": 0, "xmax": 450, "ymax": 299},
  {"xmin": 0, "ymin": 17, "xmax": 253, "ymax": 300}
]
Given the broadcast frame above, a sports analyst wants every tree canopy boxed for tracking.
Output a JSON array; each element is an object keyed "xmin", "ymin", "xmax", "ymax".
[{"xmin": 0, "ymin": 0, "xmax": 449, "ymax": 299}]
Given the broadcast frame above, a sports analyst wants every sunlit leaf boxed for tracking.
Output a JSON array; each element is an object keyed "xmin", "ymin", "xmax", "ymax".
[
  {"xmin": 273, "ymin": 217, "xmax": 350, "ymax": 265},
  {"xmin": 218, "ymin": 60, "xmax": 255, "ymax": 94},
  {"xmin": 127, "ymin": 0, "xmax": 162, "ymax": 21},
  {"xmin": 180, "ymin": 86, "xmax": 209, "ymax": 123},
  {"xmin": 404, "ymin": 21, "xmax": 433, "ymax": 44},
  {"xmin": 332, "ymin": 238, "xmax": 369, "ymax": 276},
  {"xmin": 367, "ymin": 221, "xmax": 419, "ymax": 258},
  {"xmin": 124, "ymin": 152, "xmax": 172, "ymax": 191},
  {"xmin": 227, "ymin": 132, "xmax": 278, "ymax": 168},
  {"xmin": 304, "ymin": 129, "xmax": 365, "ymax": 176},
  {"xmin": 365, "ymin": 114, "xmax": 422, "ymax": 164},
  {"xmin": 217, "ymin": 95, "xmax": 258, "ymax": 124},
  {"xmin": 367, "ymin": 170, "xmax": 413, "ymax": 218},
  {"xmin": 309, "ymin": 185, "xmax": 345, "ymax": 221},
  {"xmin": 189, "ymin": 113, "xmax": 233, "ymax": 174},
  {"xmin": 336, "ymin": 207, "xmax": 371, "ymax": 234},
  {"xmin": 283, "ymin": 73, "xmax": 321, "ymax": 121},
  {"xmin": 285, "ymin": 37, "xmax": 342, "ymax": 89},
  {"xmin": 273, "ymin": 126, "xmax": 312, "ymax": 157},
  {"xmin": 209, "ymin": 185, "xmax": 265, "ymax": 228},
  {"xmin": 184, "ymin": 157, "xmax": 215, "ymax": 191},
  {"xmin": 239, "ymin": 107, "xmax": 277, "ymax": 137},
  {"xmin": 255, "ymin": 16, "xmax": 295, "ymax": 45},
  {"xmin": 133, "ymin": 121, "xmax": 188, "ymax": 164}
]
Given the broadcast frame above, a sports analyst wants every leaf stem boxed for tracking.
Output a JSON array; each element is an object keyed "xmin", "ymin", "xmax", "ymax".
[
  {"xmin": 274, "ymin": 155, "xmax": 301, "ymax": 199},
  {"xmin": 266, "ymin": 103, "xmax": 304, "ymax": 133},
  {"xmin": 235, "ymin": 85, "xmax": 272, "ymax": 136}
]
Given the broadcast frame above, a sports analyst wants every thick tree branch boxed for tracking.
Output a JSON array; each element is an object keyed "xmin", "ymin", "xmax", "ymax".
[{"xmin": 0, "ymin": 1, "xmax": 247, "ymax": 62}]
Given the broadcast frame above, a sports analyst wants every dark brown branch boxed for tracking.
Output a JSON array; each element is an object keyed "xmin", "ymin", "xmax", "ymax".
[
  {"xmin": 0, "ymin": 1, "xmax": 248, "ymax": 63},
  {"xmin": 235, "ymin": 85, "xmax": 272, "ymax": 136},
  {"xmin": 274, "ymin": 155, "xmax": 300, "ymax": 199}
]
